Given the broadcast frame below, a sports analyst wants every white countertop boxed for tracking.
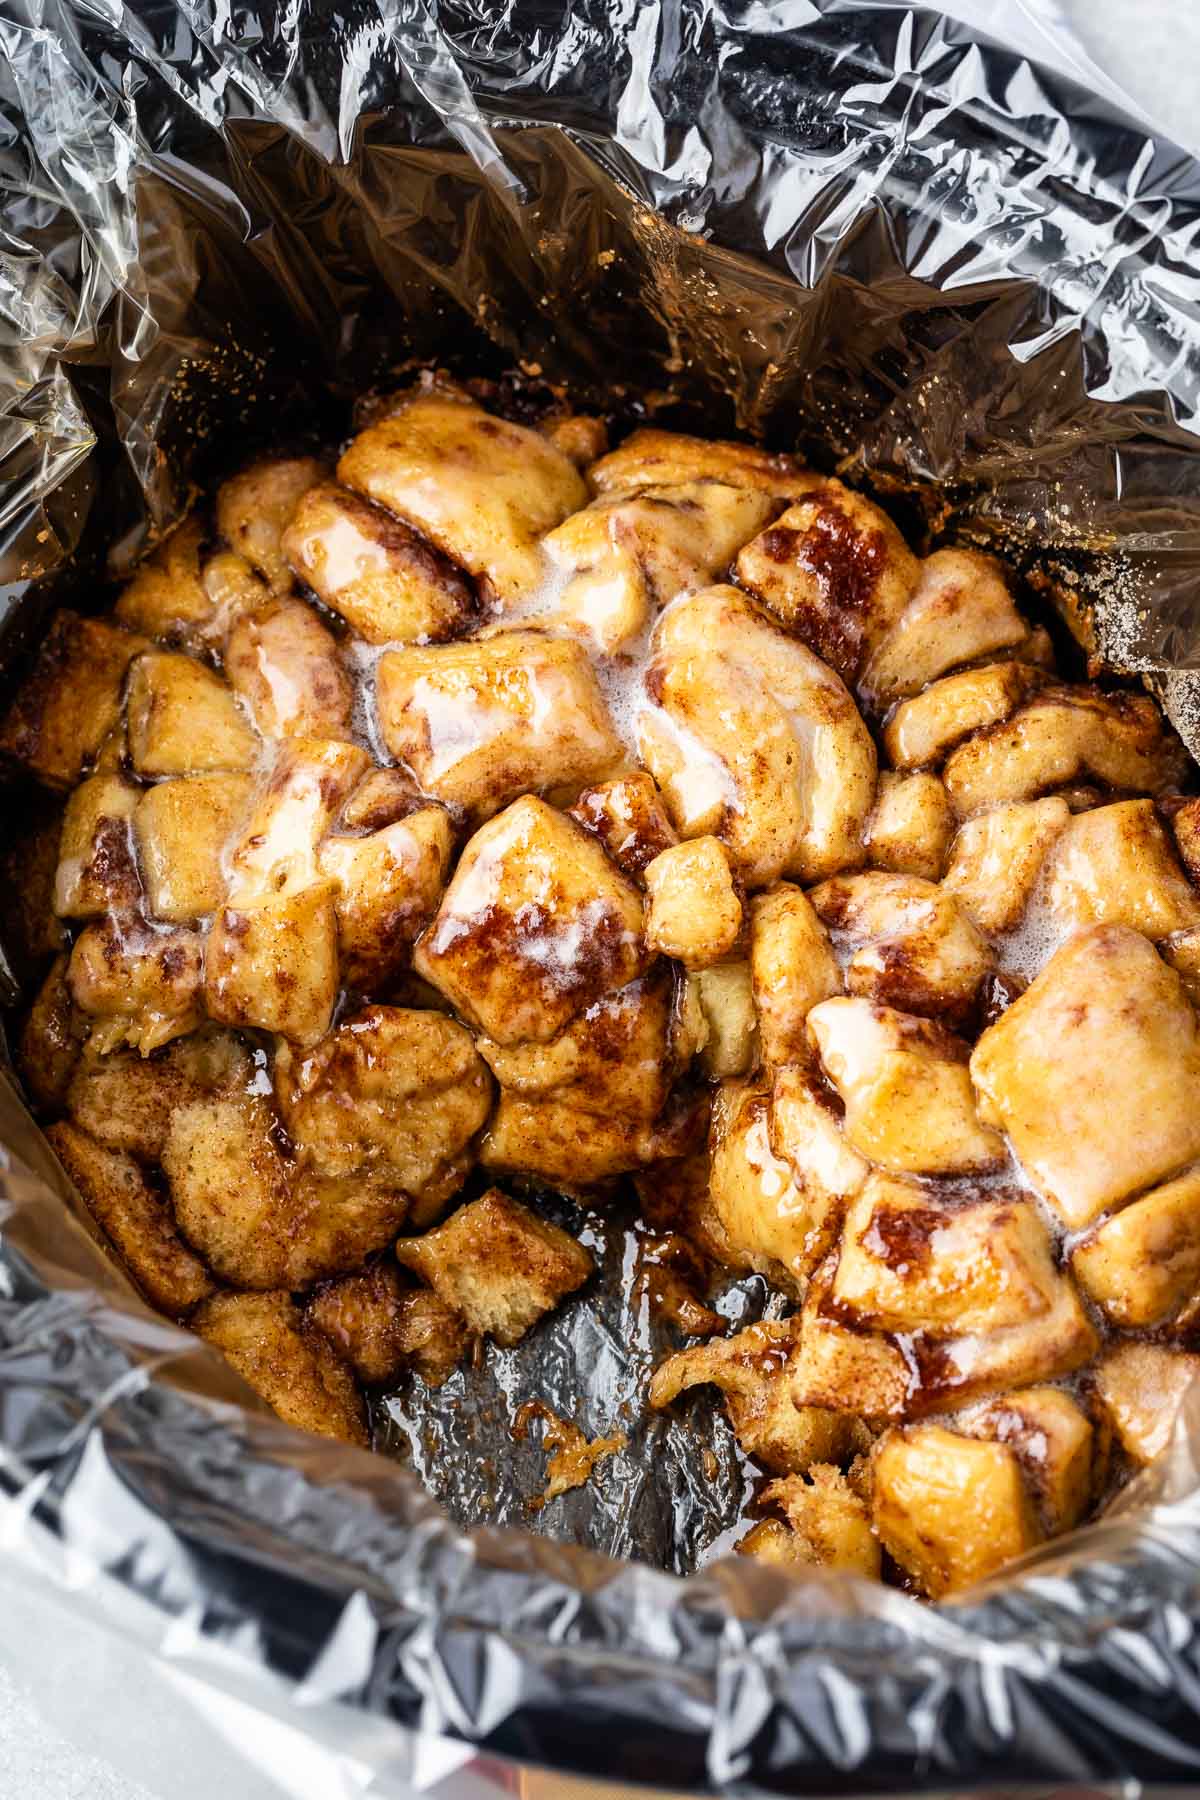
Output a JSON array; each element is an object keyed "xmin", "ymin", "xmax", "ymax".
[{"xmin": 2, "ymin": 2, "xmax": 1197, "ymax": 1795}]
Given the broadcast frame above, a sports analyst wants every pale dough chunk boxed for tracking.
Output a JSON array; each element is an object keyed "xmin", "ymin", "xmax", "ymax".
[
  {"xmin": 376, "ymin": 629, "xmax": 623, "ymax": 822},
  {"xmin": 970, "ymin": 924, "xmax": 1200, "ymax": 1227},
  {"xmin": 639, "ymin": 585, "xmax": 876, "ymax": 886},
  {"xmin": 338, "ymin": 390, "xmax": 586, "ymax": 603},
  {"xmin": 643, "ymin": 836, "xmax": 742, "ymax": 968},
  {"xmin": 809, "ymin": 997, "xmax": 1004, "ymax": 1176},
  {"xmin": 282, "ymin": 480, "xmax": 477, "ymax": 644}
]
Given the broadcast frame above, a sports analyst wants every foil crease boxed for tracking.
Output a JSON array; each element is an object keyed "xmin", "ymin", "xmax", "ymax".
[{"xmin": 3, "ymin": 0, "xmax": 1200, "ymax": 1789}]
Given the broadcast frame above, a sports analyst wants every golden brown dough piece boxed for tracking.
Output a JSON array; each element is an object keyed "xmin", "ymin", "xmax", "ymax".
[
  {"xmin": 735, "ymin": 479, "xmax": 920, "ymax": 683},
  {"xmin": 882, "ymin": 662, "xmax": 1047, "ymax": 771},
  {"xmin": 962, "ymin": 1387, "xmax": 1094, "ymax": 1536},
  {"xmin": 338, "ymin": 389, "xmax": 586, "ymax": 602},
  {"xmin": 589, "ymin": 427, "xmax": 812, "ymax": 500},
  {"xmin": 134, "ymin": 772, "xmax": 254, "ymax": 924},
  {"xmin": 127, "ymin": 650, "xmax": 259, "ymax": 777},
  {"xmin": 194, "ymin": 1290, "xmax": 368, "ymax": 1446},
  {"xmin": 1072, "ymin": 1167, "xmax": 1200, "ymax": 1328},
  {"xmin": 205, "ymin": 884, "xmax": 340, "ymax": 1047},
  {"xmin": 942, "ymin": 687, "xmax": 1187, "ymax": 816},
  {"xmin": 790, "ymin": 1249, "xmax": 1096, "ymax": 1424},
  {"xmin": 19, "ymin": 954, "xmax": 89, "ymax": 1109},
  {"xmin": 748, "ymin": 883, "xmax": 840, "ymax": 1066},
  {"xmin": 1044, "ymin": 798, "xmax": 1200, "ymax": 939},
  {"xmin": 941, "ymin": 797, "xmax": 1070, "ymax": 933},
  {"xmin": 859, "ymin": 548, "xmax": 1034, "ymax": 706},
  {"xmin": 808, "ymin": 998, "xmax": 1004, "ymax": 1176},
  {"xmin": 64, "ymin": 1026, "xmax": 251, "ymax": 1163},
  {"xmin": 971, "ymin": 924, "xmax": 1200, "ymax": 1227},
  {"xmin": 872, "ymin": 1424, "xmax": 1041, "ymax": 1598},
  {"xmin": 414, "ymin": 796, "xmax": 647, "ymax": 1045},
  {"xmin": 0, "ymin": 612, "xmax": 148, "ymax": 790},
  {"xmin": 215, "ymin": 455, "xmax": 328, "ymax": 594},
  {"xmin": 114, "ymin": 515, "xmax": 214, "ymax": 642},
  {"xmin": 640, "ymin": 585, "xmax": 876, "ymax": 886},
  {"xmin": 707, "ymin": 1077, "xmax": 852, "ymax": 1290},
  {"xmin": 864, "ymin": 773, "xmax": 954, "ymax": 883},
  {"xmin": 1092, "ymin": 1342, "xmax": 1200, "ymax": 1465},
  {"xmin": 480, "ymin": 1085, "xmax": 704, "ymax": 1189},
  {"xmin": 318, "ymin": 803, "xmax": 453, "ymax": 991},
  {"xmin": 282, "ymin": 481, "xmax": 478, "ymax": 644},
  {"xmin": 53, "ymin": 775, "xmax": 140, "ymax": 920},
  {"xmin": 376, "ymin": 629, "xmax": 623, "ymax": 822},
  {"xmin": 395, "ymin": 1189, "xmax": 593, "ymax": 1346},
  {"xmin": 809, "ymin": 872, "xmax": 992, "ymax": 1024},
  {"xmin": 643, "ymin": 837, "xmax": 742, "ymax": 968},
  {"xmin": 568, "ymin": 772, "xmax": 678, "ymax": 878},
  {"xmin": 273, "ymin": 1004, "xmax": 492, "ymax": 1219},
  {"xmin": 830, "ymin": 1174, "xmax": 1062, "ymax": 1337},
  {"xmin": 224, "ymin": 597, "xmax": 353, "ymax": 740},
  {"xmin": 68, "ymin": 916, "xmax": 205, "ymax": 1056},
  {"xmin": 535, "ymin": 482, "xmax": 775, "ymax": 653},
  {"xmin": 475, "ymin": 968, "xmax": 677, "ymax": 1124},
  {"xmin": 306, "ymin": 1263, "xmax": 469, "ymax": 1386},
  {"xmin": 163, "ymin": 1090, "xmax": 410, "ymax": 1289},
  {"xmin": 46, "ymin": 1120, "xmax": 215, "ymax": 1316}
]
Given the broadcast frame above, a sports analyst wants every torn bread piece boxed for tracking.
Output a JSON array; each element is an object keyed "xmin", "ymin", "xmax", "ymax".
[
  {"xmin": 737, "ymin": 1465, "xmax": 880, "ymax": 1577},
  {"xmin": 871, "ymin": 1424, "xmax": 1041, "ymax": 1598},
  {"xmin": 735, "ymin": 480, "xmax": 920, "ymax": 683},
  {"xmin": 749, "ymin": 883, "xmax": 840, "ymax": 1066},
  {"xmin": 810, "ymin": 871, "xmax": 992, "ymax": 1024},
  {"xmin": 394, "ymin": 1189, "xmax": 593, "ymax": 1346},
  {"xmin": 864, "ymin": 772, "xmax": 954, "ymax": 883},
  {"xmin": 163, "ymin": 1089, "xmax": 410, "ymax": 1289},
  {"xmin": 644, "ymin": 837, "xmax": 742, "ymax": 969},
  {"xmin": 589, "ymin": 428, "xmax": 812, "ymax": 501},
  {"xmin": 707, "ymin": 1077, "xmax": 852, "ymax": 1291},
  {"xmin": 273, "ymin": 1005, "xmax": 492, "ymax": 1220},
  {"xmin": 971, "ymin": 924, "xmax": 1200, "ymax": 1227},
  {"xmin": 860, "ymin": 548, "xmax": 1035, "ymax": 707},
  {"xmin": 640, "ymin": 585, "xmax": 876, "ymax": 886},
  {"xmin": 377, "ymin": 629, "xmax": 623, "ymax": 822},
  {"xmin": 809, "ymin": 997, "xmax": 1004, "ymax": 1176},
  {"xmin": 338, "ymin": 389, "xmax": 586, "ymax": 603},
  {"xmin": 215, "ymin": 455, "xmax": 328, "ymax": 595},
  {"xmin": 480, "ymin": 1086, "xmax": 705, "ymax": 1190},
  {"xmin": 650, "ymin": 1317, "xmax": 866, "ymax": 1474},
  {"xmin": 65, "ymin": 1026, "xmax": 252, "ymax": 1163}
]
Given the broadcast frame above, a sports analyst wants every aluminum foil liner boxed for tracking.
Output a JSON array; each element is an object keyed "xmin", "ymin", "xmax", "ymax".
[{"xmin": 3, "ymin": 0, "xmax": 1200, "ymax": 1789}]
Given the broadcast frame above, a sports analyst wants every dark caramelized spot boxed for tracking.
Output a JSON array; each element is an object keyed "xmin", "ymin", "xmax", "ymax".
[
  {"xmin": 425, "ymin": 897, "xmax": 634, "ymax": 1019},
  {"xmin": 861, "ymin": 1202, "xmax": 943, "ymax": 1274},
  {"xmin": 86, "ymin": 816, "xmax": 140, "ymax": 906}
]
